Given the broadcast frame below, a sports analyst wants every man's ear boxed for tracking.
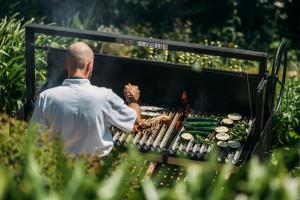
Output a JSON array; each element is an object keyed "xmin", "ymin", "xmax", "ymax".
[{"xmin": 85, "ymin": 61, "xmax": 93, "ymax": 76}]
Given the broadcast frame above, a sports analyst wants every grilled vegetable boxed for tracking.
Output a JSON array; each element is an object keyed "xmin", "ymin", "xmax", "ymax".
[
  {"xmin": 186, "ymin": 121, "xmax": 218, "ymax": 127},
  {"xmin": 217, "ymin": 141, "xmax": 228, "ymax": 148},
  {"xmin": 228, "ymin": 140, "xmax": 241, "ymax": 148},
  {"xmin": 180, "ymin": 133, "xmax": 194, "ymax": 141},
  {"xmin": 140, "ymin": 115, "xmax": 171, "ymax": 128},
  {"xmin": 195, "ymin": 135, "xmax": 214, "ymax": 145},
  {"xmin": 221, "ymin": 118, "xmax": 234, "ymax": 126},
  {"xmin": 186, "ymin": 117, "xmax": 218, "ymax": 123},
  {"xmin": 228, "ymin": 113, "xmax": 242, "ymax": 121},
  {"xmin": 141, "ymin": 106, "xmax": 164, "ymax": 112},
  {"xmin": 230, "ymin": 122, "xmax": 249, "ymax": 142},
  {"xmin": 215, "ymin": 126, "xmax": 229, "ymax": 133},
  {"xmin": 181, "ymin": 130, "xmax": 210, "ymax": 136},
  {"xmin": 184, "ymin": 126, "xmax": 215, "ymax": 132},
  {"xmin": 141, "ymin": 111, "xmax": 162, "ymax": 117},
  {"xmin": 216, "ymin": 132, "xmax": 230, "ymax": 141}
]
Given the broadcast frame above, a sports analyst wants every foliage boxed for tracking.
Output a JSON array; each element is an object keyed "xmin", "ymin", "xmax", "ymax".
[
  {"xmin": 0, "ymin": 113, "xmax": 138, "ymax": 196},
  {"xmin": 0, "ymin": 13, "xmax": 258, "ymax": 116},
  {"xmin": 93, "ymin": 20, "xmax": 254, "ymax": 73},
  {"xmin": 1, "ymin": 0, "xmax": 300, "ymax": 54},
  {"xmin": 0, "ymin": 14, "xmax": 80, "ymax": 114},
  {"xmin": 0, "ymin": 14, "xmax": 33, "ymax": 115},
  {"xmin": 274, "ymin": 77, "xmax": 300, "ymax": 146},
  {"xmin": 0, "ymin": 113, "xmax": 299, "ymax": 199}
]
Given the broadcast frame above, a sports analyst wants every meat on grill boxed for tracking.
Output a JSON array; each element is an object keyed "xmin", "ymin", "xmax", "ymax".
[{"xmin": 139, "ymin": 115, "xmax": 171, "ymax": 129}]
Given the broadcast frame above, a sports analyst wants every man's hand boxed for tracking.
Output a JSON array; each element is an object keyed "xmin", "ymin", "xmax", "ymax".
[
  {"xmin": 123, "ymin": 83, "xmax": 141, "ymax": 124},
  {"xmin": 123, "ymin": 83, "xmax": 140, "ymax": 103}
]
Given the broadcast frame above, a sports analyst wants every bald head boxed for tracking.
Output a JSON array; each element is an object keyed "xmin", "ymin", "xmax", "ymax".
[{"xmin": 66, "ymin": 42, "xmax": 94, "ymax": 72}]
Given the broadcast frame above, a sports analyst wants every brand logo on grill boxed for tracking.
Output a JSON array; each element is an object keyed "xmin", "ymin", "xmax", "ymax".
[{"xmin": 116, "ymin": 38, "xmax": 168, "ymax": 50}]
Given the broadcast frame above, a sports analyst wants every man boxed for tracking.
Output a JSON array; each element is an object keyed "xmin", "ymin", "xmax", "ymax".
[{"xmin": 31, "ymin": 42, "xmax": 141, "ymax": 156}]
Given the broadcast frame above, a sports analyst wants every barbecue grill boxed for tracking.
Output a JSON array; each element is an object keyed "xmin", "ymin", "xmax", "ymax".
[{"xmin": 22, "ymin": 24, "xmax": 287, "ymax": 168}]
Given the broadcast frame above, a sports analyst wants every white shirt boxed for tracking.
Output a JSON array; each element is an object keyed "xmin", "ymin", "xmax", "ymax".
[{"xmin": 31, "ymin": 79, "xmax": 136, "ymax": 156}]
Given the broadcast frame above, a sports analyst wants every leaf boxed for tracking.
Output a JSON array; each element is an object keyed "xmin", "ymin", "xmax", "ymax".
[{"xmin": 0, "ymin": 50, "xmax": 9, "ymax": 57}]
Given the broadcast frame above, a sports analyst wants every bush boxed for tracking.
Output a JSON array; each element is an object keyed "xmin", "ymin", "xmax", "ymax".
[
  {"xmin": 274, "ymin": 77, "xmax": 300, "ymax": 146},
  {"xmin": 0, "ymin": 113, "xmax": 299, "ymax": 199},
  {"xmin": 0, "ymin": 14, "xmax": 34, "ymax": 115}
]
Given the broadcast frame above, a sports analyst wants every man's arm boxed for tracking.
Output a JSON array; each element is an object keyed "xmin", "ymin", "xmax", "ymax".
[
  {"xmin": 127, "ymin": 102, "xmax": 141, "ymax": 124},
  {"xmin": 124, "ymin": 83, "xmax": 141, "ymax": 124},
  {"xmin": 106, "ymin": 87, "xmax": 139, "ymax": 133}
]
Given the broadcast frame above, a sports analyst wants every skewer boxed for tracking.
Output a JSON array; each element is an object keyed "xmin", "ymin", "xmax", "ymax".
[
  {"xmin": 113, "ymin": 131, "xmax": 121, "ymax": 142},
  {"xmin": 185, "ymin": 140, "xmax": 194, "ymax": 153},
  {"xmin": 151, "ymin": 124, "xmax": 167, "ymax": 149},
  {"xmin": 143, "ymin": 130, "xmax": 157, "ymax": 151},
  {"xmin": 140, "ymin": 132, "xmax": 148, "ymax": 143},
  {"xmin": 169, "ymin": 126, "xmax": 185, "ymax": 154},
  {"xmin": 176, "ymin": 142, "xmax": 186, "ymax": 157},
  {"xmin": 133, "ymin": 131, "xmax": 142, "ymax": 144},
  {"xmin": 138, "ymin": 131, "xmax": 148, "ymax": 148},
  {"xmin": 225, "ymin": 150, "xmax": 235, "ymax": 163},
  {"xmin": 152, "ymin": 112, "xmax": 174, "ymax": 149},
  {"xmin": 232, "ymin": 147, "xmax": 243, "ymax": 164},
  {"xmin": 118, "ymin": 132, "xmax": 129, "ymax": 144},
  {"xmin": 169, "ymin": 135, "xmax": 181, "ymax": 155},
  {"xmin": 218, "ymin": 147, "xmax": 229, "ymax": 163},
  {"xmin": 190, "ymin": 143, "xmax": 199, "ymax": 158},
  {"xmin": 206, "ymin": 142, "xmax": 215, "ymax": 153},
  {"xmin": 159, "ymin": 113, "xmax": 181, "ymax": 149},
  {"xmin": 143, "ymin": 120, "xmax": 163, "ymax": 150}
]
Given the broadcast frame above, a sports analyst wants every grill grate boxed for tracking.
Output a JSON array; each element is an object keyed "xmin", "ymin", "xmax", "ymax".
[
  {"xmin": 112, "ymin": 107, "xmax": 182, "ymax": 152},
  {"xmin": 111, "ymin": 106, "xmax": 255, "ymax": 166},
  {"xmin": 168, "ymin": 112, "xmax": 254, "ymax": 165}
]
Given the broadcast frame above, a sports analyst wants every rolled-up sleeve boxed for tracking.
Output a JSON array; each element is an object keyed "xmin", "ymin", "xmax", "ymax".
[
  {"xmin": 106, "ymin": 90, "xmax": 137, "ymax": 132},
  {"xmin": 31, "ymin": 94, "xmax": 49, "ymax": 128}
]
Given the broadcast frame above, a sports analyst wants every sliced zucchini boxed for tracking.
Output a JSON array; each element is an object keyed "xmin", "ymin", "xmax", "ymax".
[
  {"xmin": 185, "ymin": 126, "xmax": 215, "ymax": 132},
  {"xmin": 221, "ymin": 118, "xmax": 234, "ymax": 126},
  {"xmin": 186, "ymin": 121, "xmax": 218, "ymax": 127},
  {"xmin": 215, "ymin": 126, "xmax": 229, "ymax": 133},
  {"xmin": 186, "ymin": 117, "xmax": 218, "ymax": 122},
  {"xmin": 228, "ymin": 113, "xmax": 242, "ymax": 121},
  {"xmin": 180, "ymin": 133, "xmax": 194, "ymax": 141},
  {"xmin": 181, "ymin": 130, "xmax": 210, "ymax": 136},
  {"xmin": 216, "ymin": 132, "xmax": 230, "ymax": 141},
  {"xmin": 217, "ymin": 141, "xmax": 228, "ymax": 148},
  {"xmin": 228, "ymin": 140, "xmax": 241, "ymax": 148}
]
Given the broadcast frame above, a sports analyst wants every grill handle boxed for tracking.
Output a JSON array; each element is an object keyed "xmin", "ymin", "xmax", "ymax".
[{"xmin": 268, "ymin": 40, "xmax": 287, "ymax": 113}]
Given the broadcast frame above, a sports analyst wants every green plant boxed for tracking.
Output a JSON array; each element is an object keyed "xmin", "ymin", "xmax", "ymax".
[
  {"xmin": 0, "ymin": 14, "xmax": 34, "ymax": 115},
  {"xmin": 274, "ymin": 77, "xmax": 300, "ymax": 146},
  {"xmin": 1, "ymin": 113, "xmax": 300, "ymax": 199}
]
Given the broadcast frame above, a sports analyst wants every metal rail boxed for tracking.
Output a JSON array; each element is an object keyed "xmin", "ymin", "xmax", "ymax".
[{"xmin": 26, "ymin": 24, "xmax": 268, "ymax": 62}]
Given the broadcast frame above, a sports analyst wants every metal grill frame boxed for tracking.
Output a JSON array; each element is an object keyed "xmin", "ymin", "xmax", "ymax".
[{"xmin": 23, "ymin": 24, "xmax": 274, "ymax": 164}]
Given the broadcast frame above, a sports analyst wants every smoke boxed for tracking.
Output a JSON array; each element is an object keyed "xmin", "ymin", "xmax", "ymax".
[{"xmin": 44, "ymin": 0, "xmax": 138, "ymax": 30}]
